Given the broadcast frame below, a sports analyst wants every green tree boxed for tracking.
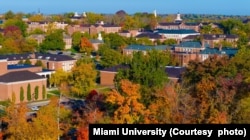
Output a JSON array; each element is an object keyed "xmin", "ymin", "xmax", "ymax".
[
  {"xmin": 72, "ymin": 31, "xmax": 84, "ymax": 51},
  {"xmin": 27, "ymin": 83, "xmax": 31, "ymax": 101},
  {"xmin": 34, "ymin": 86, "xmax": 39, "ymax": 100},
  {"xmin": 42, "ymin": 85, "xmax": 46, "ymax": 99},
  {"xmin": 4, "ymin": 10, "xmax": 15, "ymax": 20},
  {"xmin": 20, "ymin": 86, "xmax": 24, "ymax": 102},
  {"xmin": 24, "ymin": 58, "xmax": 32, "ymax": 65},
  {"xmin": 103, "ymin": 33, "xmax": 126, "ymax": 50},
  {"xmin": 4, "ymin": 18, "xmax": 28, "ymax": 37},
  {"xmin": 98, "ymin": 45, "xmax": 124, "ymax": 68},
  {"xmin": 69, "ymin": 59, "xmax": 97, "ymax": 97},
  {"xmin": 40, "ymin": 29, "xmax": 65, "ymax": 51},
  {"xmin": 85, "ymin": 12, "xmax": 104, "ymax": 24},
  {"xmin": 115, "ymin": 50, "xmax": 171, "ymax": 105},
  {"xmin": 35, "ymin": 60, "xmax": 44, "ymax": 68}
]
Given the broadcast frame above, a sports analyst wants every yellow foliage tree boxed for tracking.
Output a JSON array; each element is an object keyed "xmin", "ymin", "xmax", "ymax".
[{"xmin": 105, "ymin": 79, "xmax": 145, "ymax": 124}]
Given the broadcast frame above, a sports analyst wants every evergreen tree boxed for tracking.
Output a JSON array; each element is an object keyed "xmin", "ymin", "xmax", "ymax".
[
  {"xmin": 34, "ymin": 86, "xmax": 39, "ymax": 100},
  {"xmin": 20, "ymin": 86, "xmax": 24, "ymax": 102},
  {"xmin": 27, "ymin": 83, "xmax": 31, "ymax": 101}
]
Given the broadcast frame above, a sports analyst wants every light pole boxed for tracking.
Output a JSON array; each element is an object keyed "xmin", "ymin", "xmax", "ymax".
[{"xmin": 57, "ymin": 92, "xmax": 62, "ymax": 140}]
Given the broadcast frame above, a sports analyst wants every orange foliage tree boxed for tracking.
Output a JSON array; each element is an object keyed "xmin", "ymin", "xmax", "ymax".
[
  {"xmin": 144, "ymin": 85, "xmax": 183, "ymax": 124},
  {"xmin": 80, "ymin": 37, "xmax": 93, "ymax": 55},
  {"xmin": 105, "ymin": 79, "xmax": 146, "ymax": 124}
]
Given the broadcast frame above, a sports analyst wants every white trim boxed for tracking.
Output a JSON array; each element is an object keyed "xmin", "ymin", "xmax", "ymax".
[
  {"xmin": 0, "ymin": 59, "xmax": 7, "ymax": 62},
  {"xmin": 100, "ymin": 71, "xmax": 118, "ymax": 74},
  {"xmin": 0, "ymin": 78, "xmax": 46, "ymax": 85}
]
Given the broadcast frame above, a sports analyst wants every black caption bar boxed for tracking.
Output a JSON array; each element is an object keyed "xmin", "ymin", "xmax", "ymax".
[{"xmin": 89, "ymin": 124, "xmax": 250, "ymax": 140}]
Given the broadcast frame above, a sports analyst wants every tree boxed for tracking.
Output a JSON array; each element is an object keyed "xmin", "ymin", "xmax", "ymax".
[
  {"xmin": 3, "ymin": 18, "xmax": 28, "ymax": 37},
  {"xmin": 42, "ymin": 85, "xmax": 46, "ymax": 99},
  {"xmin": 4, "ymin": 10, "xmax": 15, "ymax": 20},
  {"xmin": 114, "ymin": 50, "xmax": 170, "ymax": 105},
  {"xmin": 49, "ymin": 68, "xmax": 70, "ymax": 94},
  {"xmin": 72, "ymin": 31, "xmax": 85, "ymax": 51},
  {"xmin": 103, "ymin": 33, "xmax": 126, "ymax": 50},
  {"xmin": 85, "ymin": 12, "xmax": 104, "ymax": 24},
  {"xmin": 24, "ymin": 58, "xmax": 31, "ymax": 65},
  {"xmin": 20, "ymin": 86, "xmax": 24, "ymax": 102},
  {"xmin": 40, "ymin": 29, "xmax": 65, "ymax": 51},
  {"xmin": 34, "ymin": 86, "xmax": 39, "ymax": 100},
  {"xmin": 98, "ymin": 45, "xmax": 124, "ymax": 68},
  {"xmin": 35, "ymin": 60, "xmax": 44, "ymax": 67},
  {"xmin": 105, "ymin": 79, "xmax": 146, "ymax": 124},
  {"xmin": 27, "ymin": 83, "xmax": 31, "ymax": 101},
  {"xmin": 80, "ymin": 37, "xmax": 93, "ymax": 55},
  {"xmin": 4, "ymin": 102, "xmax": 31, "ymax": 140},
  {"xmin": 69, "ymin": 59, "xmax": 97, "ymax": 97}
]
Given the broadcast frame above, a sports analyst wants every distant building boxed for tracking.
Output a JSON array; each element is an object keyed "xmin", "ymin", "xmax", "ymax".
[
  {"xmin": 99, "ymin": 64, "xmax": 186, "ymax": 86},
  {"xmin": 123, "ymin": 44, "xmax": 173, "ymax": 56},
  {"xmin": 155, "ymin": 29, "xmax": 200, "ymax": 42}
]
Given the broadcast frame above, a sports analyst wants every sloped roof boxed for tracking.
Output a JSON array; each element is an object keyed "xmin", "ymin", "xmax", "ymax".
[
  {"xmin": 136, "ymin": 32, "xmax": 162, "ymax": 39},
  {"xmin": 165, "ymin": 66, "xmax": 186, "ymax": 79},
  {"xmin": 202, "ymin": 34, "xmax": 238, "ymax": 40},
  {"xmin": 156, "ymin": 29, "xmax": 199, "ymax": 34},
  {"xmin": 176, "ymin": 41, "xmax": 202, "ymax": 48},
  {"xmin": 158, "ymin": 22, "xmax": 181, "ymax": 26},
  {"xmin": 0, "ymin": 70, "xmax": 45, "ymax": 83},
  {"xmin": 200, "ymin": 47, "xmax": 238, "ymax": 57},
  {"xmin": 0, "ymin": 53, "xmax": 76, "ymax": 62},
  {"xmin": 124, "ymin": 45, "xmax": 172, "ymax": 51},
  {"xmin": 100, "ymin": 64, "xmax": 130, "ymax": 72}
]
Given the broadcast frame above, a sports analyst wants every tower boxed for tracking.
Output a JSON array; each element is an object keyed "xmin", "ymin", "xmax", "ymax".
[
  {"xmin": 175, "ymin": 12, "xmax": 182, "ymax": 23},
  {"xmin": 97, "ymin": 32, "xmax": 102, "ymax": 41},
  {"xmin": 154, "ymin": 10, "xmax": 157, "ymax": 18}
]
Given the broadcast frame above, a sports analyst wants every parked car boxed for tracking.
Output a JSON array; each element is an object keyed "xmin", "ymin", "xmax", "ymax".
[{"xmin": 31, "ymin": 106, "xmax": 39, "ymax": 111}]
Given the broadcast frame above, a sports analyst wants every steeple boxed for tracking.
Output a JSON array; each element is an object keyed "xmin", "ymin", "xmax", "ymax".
[
  {"xmin": 154, "ymin": 10, "xmax": 157, "ymax": 18},
  {"xmin": 175, "ymin": 12, "xmax": 182, "ymax": 23},
  {"xmin": 97, "ymin": 32, "xmax": 102, "ymax": 40}
]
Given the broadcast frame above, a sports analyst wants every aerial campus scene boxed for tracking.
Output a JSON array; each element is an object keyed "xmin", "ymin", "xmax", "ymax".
[{"xmin": 0, "ymin": 0, "xmax": 250, "ymax": 139}]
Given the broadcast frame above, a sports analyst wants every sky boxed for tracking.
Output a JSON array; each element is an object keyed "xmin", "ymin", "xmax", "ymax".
[{"xmin": 1, "ymin": 0, "xmax": 250, "ymax": 16}]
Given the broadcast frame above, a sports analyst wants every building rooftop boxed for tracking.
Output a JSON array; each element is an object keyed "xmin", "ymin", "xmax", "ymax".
[
  {"xmin": 156, "ymin": 29, "xmax": 199, "ymax": 34},
  {"xmin": 124, "ymin": 44, "xmax": 173, "ymax": 51},
  {"xmin": 100, "ymin": 64, "xmax": 130, "ymax": 72},
  {"xmin": 165, "ymin": 66, "xmax": 186, "ymax": 79},
  {"xmin": 0, "ymin": 70, "xmax": 45, "ymax": 83},
  {"xmin": 176, "ymin": 41, "xmax": 202, "ymax": 48},
  {"xmin": 200, "ymin": 47, "xmax": 238, "ymax": 57},
  {"xmin": 7, "ymin": 64, "xmax": 40, "ymax": 70}
]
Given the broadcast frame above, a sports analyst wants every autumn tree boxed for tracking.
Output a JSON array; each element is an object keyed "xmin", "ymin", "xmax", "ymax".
[
  {"xmin": 4, "ymin": 102, "xmax": 32, "ymax": 140},
  {"xmin": 145, "ymin": 85, "xmax": 184, "ymax": 124},
  {"xmin": 31, "ymin": 97, "xmax": 71, "ymax": 139},
  {"xmin": 105, "ymin": 79, "xmax": 146, "ymax": 124},
  {"xmin": 72, "ymin": 31, "xmax": 86, "ymax": 51},
  {"xmin": 80, "ymin": 37, "xmax": 93, "ymax": 55},
  {"xmin": 69, "ymin": 58, "xmax": 97, "ymax": 97},
  {"xmin": 3, "ymin": 18, "xmax": 27, "ymax": 37},
  {"xmin": 49, "ymin": 68, "xmax": 70, "ymax": 95}
]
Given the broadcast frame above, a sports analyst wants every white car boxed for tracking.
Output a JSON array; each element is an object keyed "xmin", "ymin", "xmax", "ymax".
[{"xmin": 31, "ymin": 106, "xmax": 39, "ymax": 111}]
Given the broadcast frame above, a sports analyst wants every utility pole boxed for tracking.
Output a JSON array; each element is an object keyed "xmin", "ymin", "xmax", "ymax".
[{"xmin": 57, "ymin": 92, "xmax": 62, "ymax": 140}]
